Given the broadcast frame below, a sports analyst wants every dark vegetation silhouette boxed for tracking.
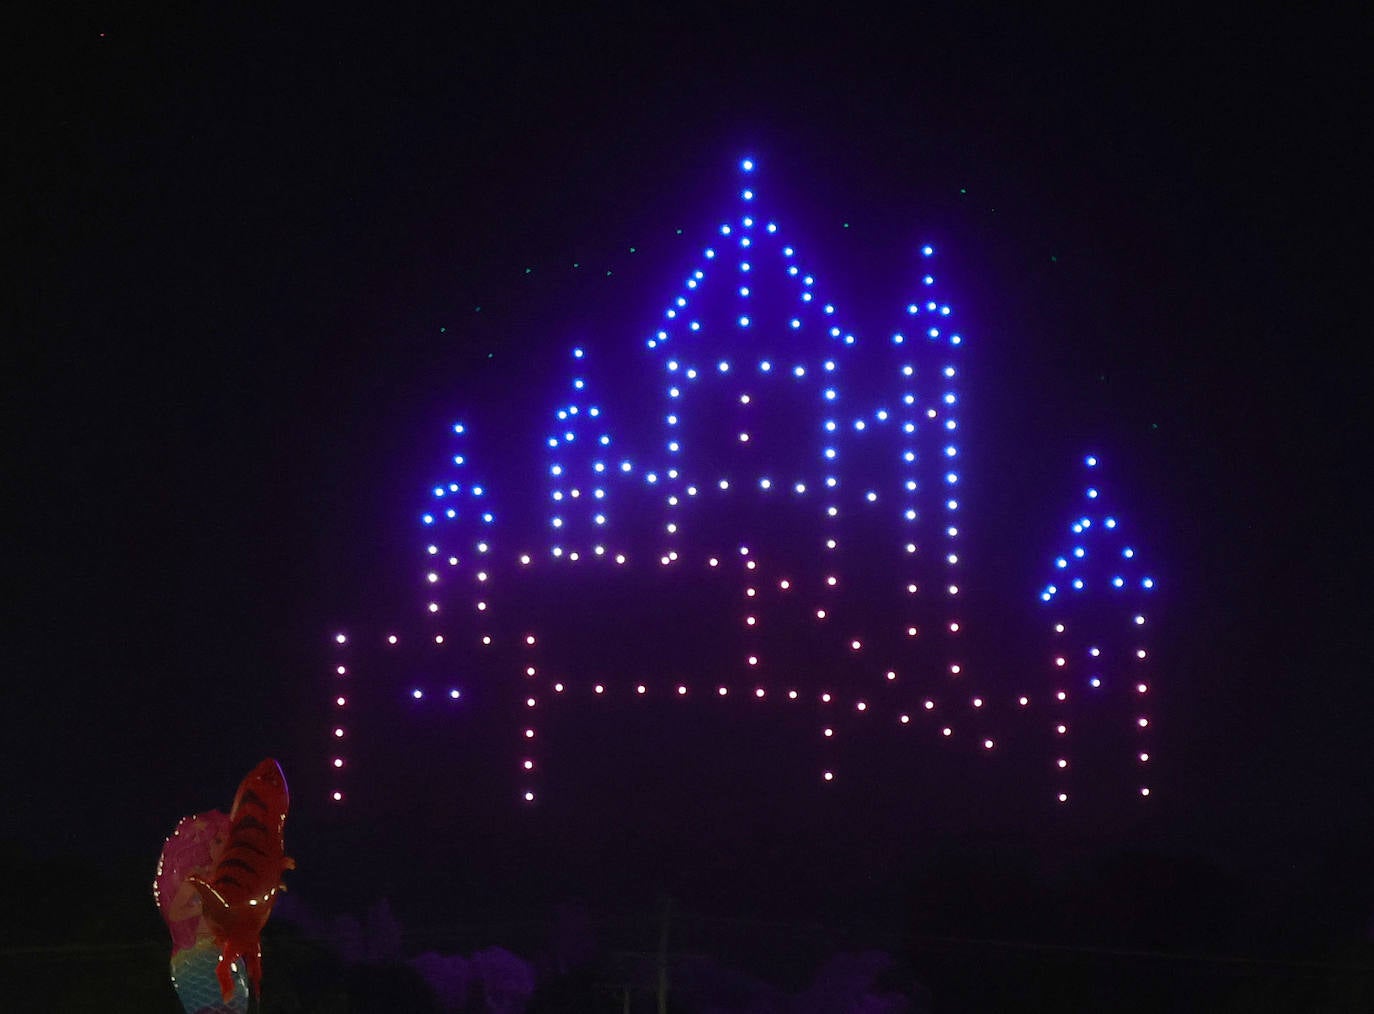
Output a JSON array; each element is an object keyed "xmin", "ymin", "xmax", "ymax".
[{"xmin": 1, "ymin": 838, "xmax": 1370, "ymax": 1012}]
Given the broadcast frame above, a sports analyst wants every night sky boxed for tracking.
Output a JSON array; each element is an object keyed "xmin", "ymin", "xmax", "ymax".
[{"xmin": 10, "ymin": 5, "xmax": 1370, "ymax": 945}]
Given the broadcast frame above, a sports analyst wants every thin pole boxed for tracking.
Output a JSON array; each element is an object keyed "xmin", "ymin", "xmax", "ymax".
[{"xmin": 657, "ymin": 896, "xmax": 673, "ymax": 1014}]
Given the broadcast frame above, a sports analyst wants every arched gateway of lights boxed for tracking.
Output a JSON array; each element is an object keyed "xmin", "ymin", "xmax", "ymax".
[{"xmin": 326, "ymin": 157, "xmax": 1156, "ymax": 812}]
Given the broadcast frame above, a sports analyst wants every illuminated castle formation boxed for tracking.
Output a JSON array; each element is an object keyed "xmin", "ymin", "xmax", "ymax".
[{"xmin": 327, "ymin": 157, "xmax": 1155, "ymax": 810}]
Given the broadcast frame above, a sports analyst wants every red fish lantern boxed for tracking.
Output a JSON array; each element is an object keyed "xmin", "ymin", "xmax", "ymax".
[{"xmin": 187, "ymin": 758, "xmax": 295, "ymax": 1003}]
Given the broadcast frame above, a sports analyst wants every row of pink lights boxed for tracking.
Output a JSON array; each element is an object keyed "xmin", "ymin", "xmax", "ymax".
[{"xmin": 329, "ymin": 627, "xmax": 1026, "ymax": 802}]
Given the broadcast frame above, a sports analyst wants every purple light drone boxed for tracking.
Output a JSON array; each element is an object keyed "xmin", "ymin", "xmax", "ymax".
[{"xmin": 328, "ymin": 158, "xmax": 1155, "ymax": 807}]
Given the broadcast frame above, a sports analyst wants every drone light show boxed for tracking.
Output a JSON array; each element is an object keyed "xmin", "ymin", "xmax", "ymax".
[{"xmin": 326, "ymin": 156, "xmax": 1155, "ymax": 815}]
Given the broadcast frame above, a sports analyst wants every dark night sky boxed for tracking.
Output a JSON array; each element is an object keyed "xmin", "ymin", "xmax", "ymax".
[{"xmin": 9, "ymin": 5, "xmax": 1371, "ymax": 935}]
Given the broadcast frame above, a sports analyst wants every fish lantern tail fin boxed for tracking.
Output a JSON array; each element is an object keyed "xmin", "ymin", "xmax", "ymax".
[{"xmin": 214, "ymin": 951, "xmax": 239, "ymax": 1004}]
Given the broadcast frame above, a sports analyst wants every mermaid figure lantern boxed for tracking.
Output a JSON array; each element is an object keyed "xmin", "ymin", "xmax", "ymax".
[
  {"xmin": 155, "ymin": 759, "xmax": 294, "ymax": 1011},
  {"xmin": 154, "ymin": 810, "xmax": 249, "ymax": 1013}
]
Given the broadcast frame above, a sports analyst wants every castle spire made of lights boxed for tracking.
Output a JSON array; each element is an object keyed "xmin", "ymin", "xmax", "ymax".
[{"xmin": 327, "ymin": 157, "xmax": 1155, "ymax": 810}]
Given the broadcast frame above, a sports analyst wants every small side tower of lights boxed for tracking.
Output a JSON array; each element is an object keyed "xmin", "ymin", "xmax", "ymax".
[
  {"xmin": 541, "ymin": 347, "xmax": 633, "ymax": 565},
  {"xmin": 1042, "ymin": 454, "xmax": 1156, "ymax": 804},
  {"xmin": 419, "ymin": 418, "xmax": 498, "ymax": 691},
  {"xmin": 327, "ymin": 420, "xmax": 499, "ymax": 804}
]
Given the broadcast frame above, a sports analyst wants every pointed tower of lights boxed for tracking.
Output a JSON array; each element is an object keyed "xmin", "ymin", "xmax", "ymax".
[
  {"xmin": 1042, "ymin": 454, "xmax": 1156, "ymax": 804},
  {"xmin": 328, "ymin": 421, "xmax": 498, "ymax": 804},
  {"xmin": 540, "ymin": 347, "xmax": 631, "ymax": 564},
  {"xmin": 646, "ymin": 156, "xmax": 859, "ymax": 563},
  {"xmin": 886, "ymin": 247, "xmax": 971, "ymax": 709},
  {"xmin": 419, "ymin": 420, "xmax": 500, "ymax": 662}
]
